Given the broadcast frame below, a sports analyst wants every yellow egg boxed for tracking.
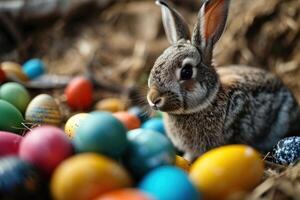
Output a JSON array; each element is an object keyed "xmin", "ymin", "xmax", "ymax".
[
  {"xmin": 51, "ymin": 153, "xmax": 132, "ymax": 200},
  {"xmin": 25, "ymin": 94, "xmax": 62, "ymax": 126},
  {"xmin": 189, "ymin": 145, "xmax": 264, "ymax": 200},
  {"xmin": 1, "ymin": 61, "xmax": 29, "ymax": 82},
  {"xmin": 95, "ymin": 98, "xmax": 126, "ymax": 113},
  {"xmin": 64, "ymin": 113, "xmax": 89, "ymax": 139},
  {"xmin": 175, "ymin": 155, "xmax": 190, "ymax": 172}
]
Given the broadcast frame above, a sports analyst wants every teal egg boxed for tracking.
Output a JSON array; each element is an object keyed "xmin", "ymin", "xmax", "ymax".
[
  {"xmin": 0, "ymin": 82, "xmax": 30, "ymax": 113},
  {"xmin": 124, "ymin": 129, "xmax": 175, "ymax": 177},
  {"xmin": 142, "ymin": 118, "xmax": 166, "ymax": 134},
  {"xmin": 139, "ymin": 166, "xmax": 200, "ymax": 200},
  {"xmin": 22, "ymin": 59, "xmax": 45, "ymax": 79},
  {"xmin": 73, "ymin": 112, "xmax": 128, "ymax": 158},
  {"xmin": 0, "ymin": 100, "xmax": 24, "ymax": 133}
]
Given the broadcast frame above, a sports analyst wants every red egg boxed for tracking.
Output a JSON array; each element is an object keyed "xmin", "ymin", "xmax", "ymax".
[
  {"xmin": 0, "ymin": 67, "xmax": 6, "ymax": 82},
  {"xmin": 113, "ymin": 112, "xmax": 141, "ymax": 130},
  {"xmin": 65, "ymin": 76, "xmax": 93, "ymax": 110},
  {"xmin": 0, "ymin": 131, "xmax": 22, "ymax": 156},
  {"xmin": 19, "ymin": 126, "xmax": 73, "ymax": 177}
]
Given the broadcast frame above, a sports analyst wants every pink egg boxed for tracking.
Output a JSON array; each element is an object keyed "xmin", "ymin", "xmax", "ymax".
[
  {"xmin": 0, "ymin": 131, "xmax": 22, "ymax": 156},
  {"xmin": 19, "ymin": 126, "xmax": 73, "ymax": 177}
]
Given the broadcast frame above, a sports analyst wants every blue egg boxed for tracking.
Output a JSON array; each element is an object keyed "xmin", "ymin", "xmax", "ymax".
[
  {"xmin": 124, "ymin": 129, "xmax": 175, "ymax": 177},
  {"xmin": 139, "ymin": 166, "xmax": 200, "ymax": 200},
  {"xmin": 272, "ymin": 136, "xmax": 300, "ymax": 165},
  {"xmin": 142, "ymin": 118, "xmax": 165, "ymax": 134},
  {"xmin": 73, "ymin": 112, "xmax": 128, "ymax": 158},
  {"xmin": 22, "ymin": 59, "xmax": 45, "ymax": 79},
  {"xmin": 128, "ymin": 106, "xmax": 149, "ymax": 123}
]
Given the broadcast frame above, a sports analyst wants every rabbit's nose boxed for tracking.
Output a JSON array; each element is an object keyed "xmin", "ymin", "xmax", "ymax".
[{"xmin": 147, "ymin": 87, "xmax": 165, "ymax": 110}]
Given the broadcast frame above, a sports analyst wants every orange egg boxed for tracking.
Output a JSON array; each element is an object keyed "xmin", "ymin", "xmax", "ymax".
[
  {"xmin": 95, "ymin": 98, "xmax": 126, "ymax": 113},
  {"xmin": 175, "ymin": 156, "xmax": 190, "ymax": 172},
  {"xmin": 113, "ymin": 112, "xmax": 141, "ymax": 130},
  {"xmin": 94, "ymin": 189, "xmax": 152, "ymax": 200},
  {"xmin": 1, "ymin": 61, "xmax": 29, "ymax": 82},
  {"xmin": 65, "ymin": 76, "xmax": 93, "ymax": 111}
]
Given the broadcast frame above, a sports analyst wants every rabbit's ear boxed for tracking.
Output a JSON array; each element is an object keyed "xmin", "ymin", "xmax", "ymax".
[
  {"xmin": 192, "ymin": 0, "xmax": 230, "ymax": 53},
  {"xmin": 156, "ymin": 0, "xmax": 191, "ymax": 44}
]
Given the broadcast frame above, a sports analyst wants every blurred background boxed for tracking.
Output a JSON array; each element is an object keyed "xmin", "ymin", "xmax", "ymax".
[{"xmin": 0, "ymin": 0, "xmax": 299, "ymax": 100}]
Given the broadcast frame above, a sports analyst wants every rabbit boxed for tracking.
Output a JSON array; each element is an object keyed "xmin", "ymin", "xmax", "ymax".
[{"xmin": 147, "ymin": 0, "xmax": 300, "ymax": 162}]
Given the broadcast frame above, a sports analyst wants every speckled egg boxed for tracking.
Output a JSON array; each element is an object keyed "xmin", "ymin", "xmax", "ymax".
[
  {"xmin": 73, "ymin": 112, "xmax": 128, "ymax": 158},
  {"xmin": 25, "ymin": 94, "xmax": 62, "ymax": 126},
  {"xmin": 113, "ymin": 111, "xmax": 141, "ymax": 130},
  {"xmin": 95, "ymin": 189, "xmax": 152, "ymax": 200},
  {"xmin": 64, "ymin": 113, "xmax": 89, "ymax": 139},
  {"xmin": 1, "ymin": 61, "xmax": 29, "ymax": 82},
  {"xmin": 95, "ymin": 98, "xmax": 126, "ymax": 113},
  {"xmin": 139, "ymin": 166, "xmax": 200, "ymax": 200},
  {"xmin": 0, "ymin": 99, "xmax": 24, "ymax": 133},
  {"xmin": 22, "ymin": 59, "xmax": 45, "ymax": 79},
  {"xmin": 0, "ymin": 82, "xmax": 31, "ymax": 113},
  {"xmin": 142, "ymin": 118, "xmax": 165, "ymax": 134},
  {"xmin": 51, "ymin": 153, "xmax": 132, "ymax": 200},
  {"xmin": 124, "ymin": 129, "xmax": 175, "ymax": 177},
  {"xmin": 189, "ymin": 145, "xmax": 264, "ymax": 200},
  {"xmin": 19, "ymin": 126, "xmax": 73, "ymax": 177},
  {"xmin": 0, "ymin": 131, "xmax": 22, "ymax": 156},
  {"xmin": 272, "ymin": 136, "xmax": 300, "ymax": 165}
]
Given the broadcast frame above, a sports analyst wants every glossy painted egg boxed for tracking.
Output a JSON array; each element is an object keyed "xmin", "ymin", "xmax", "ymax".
[
  {"xmin": 139, "ymin": 166, "xmax": 200, "ymax": 200},
  {"xmin": 1, "ymin": 61, "xmax": 29, "ymax": 82},
  {"xmin": 65, "ymin": 76, "xmax": 93, "ymax": 110},
  {"xmin": 22, "ymin": 59, "xmax": 45, "ymax": 79},
  {"xmin": 0, "ymin": 100, "xmax": 24, "ymax": 133},
  {"xmin": 0, "ymin": 82, "xmax": 31, "ymax": 113},
  {"xmin": 19, "ymin": 126, "xmax": 73, "ymax": 176},
  {"xmin": 0, "ymin": 131, "xmax": 22, "ymax": 156},
  {"xmin": 124, "ymin": 129, "xmax": 175, "ymax": 177},
  {"xmin": 64, "ymin": 113, "xmax": 89, "ymax": 139},
  {"xmin": 128, "ymin": 106, "xmax": 149, "ymax": 123},
  {"xmin": 142, "ymin": 118, "xmax": 165, "ymax": 134},
  {"xmin": 95, "ymin": 189, "xmax": 152, "ymax": 200},
  {"xmin": 95, "ymin": 98, "xmax": 126, "ymax": 113},
  {"xmin": 0, "ymin": 67, "xmax": 6, "ymax": 83},
  {"xmin": 113, "ymin": 112, "xmax": 141, "ymax": 130},
  {"xmin": 73, "ymin": 112, "xmax": 128, "ymax": 158},
  {"xmin": 0, "ymin": 157, "xmax": 43, "ymax": 199},
  {"xmin": 25, "ymin": 94, "xmax": 62, "ymax": 126},
  {"xmin": 189, "ymin": 145, "xmax": 264, "ymax": 200},
  {"xmin": 175, "ymin": 155, "xmax": 190, "ymax": 172},
  {"xmin": 51, "ymin": 153, "xmax": 132, "ymax": 200},
  {"xmin": 272, "ymin": 136, "xmax": 300, "ymax": 165}
]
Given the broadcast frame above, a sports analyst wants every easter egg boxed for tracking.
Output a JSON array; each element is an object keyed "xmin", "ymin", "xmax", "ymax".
[
  {"xmin": 64, "ymin": 113, "xmax": 89, "ymax": 139},
  {"xmin": 124, "ymin": 129, "xmax": 175, "ymax": 177},
  {"xmin": 65, "ymin": 76, "xmax": 93, "ymax": 110},
  {"xmin": 0, "ymin": 131, "xmax": 22, "ymax": 156},
  {"xmin": 22, "ymin": 58, "xmax": 45, "ymax": 79},
  {"xmin": 0, "ymin": 67, "xmax": 6, "ymax": 83},
  {"xmin": 1, "ymin": 61, "xmax": 29, "ymax": 82},
  {"xmin": 0, "ymin": 157, "xmax": 43, "ymax": 199},
  {"xmin": 73, "ymin": 112, "xmax": 128, "ymax": 158},
  {"xmin": 272, "ymin": 136, "xmax": 300, "ymax": 165},
  {"xmin": 0, "ymin": 100, "xmax": 24, "ymax": 133},
  {"xmin": 139, "ymin": 166, "xmax": 200, "ymax": 200},
  {"xmin": 95, "ymin": 189, "xmax": 151, "ymax": 200},
  {"xmin": 189, "ymin": 145, "xmax": 264, "ymax": 200},
  {"xmin": 19, "ymin": 126, "xmax": 73, "ymax": 176},
  {"xmin": 95, "ymin": 98, "xmax": 126, "ymax": 113},
  {"xmin": 113, "ymin": 112, "xmax": 141, "ymax": 130},
  {"xmin": 142, "ymin": 118, "xmax": 165, "ymax": 134},
  {"xmin": 51, "ymin": 153, "xmax": 132, "ymax": 200},
  {"xmin": 25, "ymin": 94, "xmax": 62, "ymax": 126},
  {"xmin": 175, "ymin": 155, "xmax": 190, "ymax": 172},
  {"xmin": 0, "ymin": 82, "xmax": 31, "ymax": 113},
  {"xmin": 128, "ymin": 106, "xmax": 149, "ymax": 123}
]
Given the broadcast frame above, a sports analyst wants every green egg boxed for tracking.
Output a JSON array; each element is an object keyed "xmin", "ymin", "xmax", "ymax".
[
  {"xmin": 0, "ymin": 82, "xmax": 30, "ymax": 113},
  {"xmin": 0, "ymin": 100, "xmax": 24, "ymax": 133}
]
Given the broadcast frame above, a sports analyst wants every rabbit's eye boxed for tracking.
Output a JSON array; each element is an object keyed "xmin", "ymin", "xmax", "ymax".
[{"xmin": 180, "ymin": 64, "xmax": 193, "ymax": 80}]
